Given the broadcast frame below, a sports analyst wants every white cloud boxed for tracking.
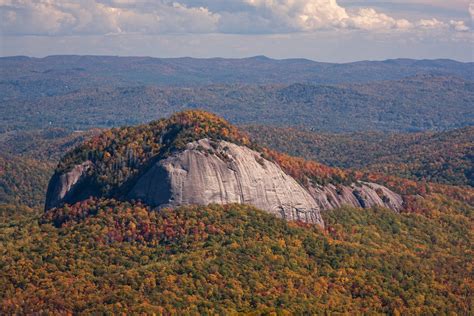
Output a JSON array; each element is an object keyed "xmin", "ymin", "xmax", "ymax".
[
  {"xmin": 244, "ymin": 0, "xmax": 349, "ymax": 31},
  {"xmin": 416, "ymin": 18, "xmax": 448, "ymax": 29},
  {"xmin": 450, "ymin": 20, "xmax": 470, "ymax": 32},
  {"xmin": 111, "ymin": 2, "xmax": 220, "ymax": 34},
  {"xmin": 0, "ymin": 0, "xmax": 220, "ymax": 36},
  {"xmin": 0, "ymin": 0, "xmax": 76, "ymax": 35},
  {"xmin": 241, "ymin": 0, "xmax": 472, "ymax": 32},
  {"xmin": 0, "ymin": 0, "xmax": 470, "ymax": 36},
  {"xmin": 243, "ymin": 0, "xmax": 415, "ymax": 31},
  {"xmin": 344, "ymin": 8, "xmax": 413, "ymax": 30}
]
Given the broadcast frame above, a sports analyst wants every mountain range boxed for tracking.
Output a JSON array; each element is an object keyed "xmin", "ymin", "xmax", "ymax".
[
  {"xmin": 0, "ymin": 56, "xmax": 473, "ymax": 314},
  {"xmin": 2, "ymin": 56, "xmax": 472, "ymax": 94},
  {"xmin": 2, "ymin": 74, "xmax": 473, "ymax": 133}
]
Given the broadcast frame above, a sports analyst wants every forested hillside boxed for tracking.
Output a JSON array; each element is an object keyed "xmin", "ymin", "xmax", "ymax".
[
  {"xmin": 0, "ymin": 110, "xmax": 473, "ymax": 314},
  {"xmin": 0, "ymin": 155, "xmax": 53, "ymax": 207},
  {"xmin": 1, "ymin": 196, "xmax": 472, "ymax": 314},
  {"xmin": 247, "ymin": 126, "xmax": 474, "ymax": 187},
  {"xmin": 0, "ymin": 55, "xmax": 473, "ymax": 314},
  {"xmin": 1, "ymin": 121, "xmax": 472, "ymax": 210},
  {"xmin": 2, "ymin": 56, "xmax": 472, "ymax": 97},
  {"xmin": 1, "ymin": 75, "xmax": 472, "ymax": 133},
  {"xmin": 0, "ymin": 129, "xmax": 99, "ymax": 207}
]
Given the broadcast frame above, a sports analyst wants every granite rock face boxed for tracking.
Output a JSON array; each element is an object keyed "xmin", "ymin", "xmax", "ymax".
[
  {"xmin": 308, "ymin": 182, "xmax": 403, "ymax": 212},
  {"xmin": 45, "ymin": 161, "xmax": 94, "ymax": 210},
  {"xmin": 127, "ymin": 139, "xmax": 324, "ymax": 226},
  {"xmin": 45, "ymin": 138, "xmax": 404, "ymax": 228}
]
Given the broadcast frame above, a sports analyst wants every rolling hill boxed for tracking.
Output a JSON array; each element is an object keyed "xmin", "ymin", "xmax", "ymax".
[
  {"xmin": 246, "ymin": 126, "xmax": 474, "ymax": 187},
  {"xmin": 1, "ymin": 56, "xmax": 472, "ymax": 98},
  {"xmin": 1, "ymin": 111, "xmax": 472, "ymax": 314},
  {"xmin": 1, "ymin": 75, "xmax": 472, "ymax": 133},
  {"xmin": 0, "ymin": 55, "xmax": 473, "ymax": 314}
]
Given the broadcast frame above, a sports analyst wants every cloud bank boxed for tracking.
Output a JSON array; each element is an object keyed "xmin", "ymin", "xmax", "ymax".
[{"xmin": 0, "ymin": 0, "xmax": 471, "ymax": 36}]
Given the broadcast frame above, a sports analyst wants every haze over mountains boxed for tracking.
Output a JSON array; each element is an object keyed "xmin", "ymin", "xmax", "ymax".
[
  {"xmin": 1, "ymin": 0, "xmax": 473, "ymax": 310},
  {"xmin": 0, "ymin": 55, "xmax": 473, "ymax": 314},
  {"xmin": 2, "ymin": 56, "xmax": 473, "ymax": 90},
  {"xmin": 1, "ymin": 56, "xmax": 473, "ymax": 133}
]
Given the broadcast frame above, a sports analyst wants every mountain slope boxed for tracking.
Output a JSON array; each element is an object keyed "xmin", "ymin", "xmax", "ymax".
[
  {"xmin": 1, "ymin": 110, "xmax": 473, "ymax": 314},
  {"xmin": 1, "ymin": 197, "xmax": 472, "ymax": 314},
  {"xmin": 0, "ymin": 155, "xmax": 53, "ymax": 207},
  {"xmin": 246, "ymin": 126, "xmax": 474, "ymax": 186},
  {"xmin": 0, "ymin": 128, "xmax": 101, "ymax": 207},
  {"xmin": 45, "ymin": 111, "xmax": 407, "ymax": 227}
]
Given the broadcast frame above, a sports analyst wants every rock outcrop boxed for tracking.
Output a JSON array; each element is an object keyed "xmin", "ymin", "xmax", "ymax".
[
  {"xmin": 308, "ymin": 182, "xmax": 403, "ymax": 212},
  {"xmin": 127, "ymin": 139, "xmax": 324, "ymax": 226},
  {"xmin": 45, "ymin": 138, "xmax": 403, "ymax": 228},
  {"xmin": 45, "ymin": 161, "xmax": 94, "ymax": 211}
]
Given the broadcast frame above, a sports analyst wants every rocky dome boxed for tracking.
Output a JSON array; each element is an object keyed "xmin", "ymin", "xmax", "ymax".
[
  {"xmin": 45, "ymin": 110, "xmax": 403, "ymax": 227},
  {"xmin": 127, "ymin": 138, "xmax": 324, "ymax": 226}
]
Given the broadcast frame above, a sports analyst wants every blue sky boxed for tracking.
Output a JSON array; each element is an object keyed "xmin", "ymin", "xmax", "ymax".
[{"xmin": 0, "ymin": 0, "xmax": 472, "ymax": 61}]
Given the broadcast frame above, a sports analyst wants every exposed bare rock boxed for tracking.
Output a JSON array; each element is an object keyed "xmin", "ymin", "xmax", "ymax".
[
  {"xmin": 45, "ymin": 138, "xmax": 403, "ymax": 227},
  {"xmin": 307, "ymin": 181, "xmax": 403, "ymax": 212},
  {"xmin": 128, "ymin": 139, "xmax": 324, "ymax": 226},
  {"xmin": 44, "ymin": 161, "xmax": 93, "ymax": 210}
]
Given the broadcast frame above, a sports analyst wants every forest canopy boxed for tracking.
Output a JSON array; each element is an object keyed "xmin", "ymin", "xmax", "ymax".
[{"xmin": 1, "ymin": 196, "xmax": 472, "ymax": 314}]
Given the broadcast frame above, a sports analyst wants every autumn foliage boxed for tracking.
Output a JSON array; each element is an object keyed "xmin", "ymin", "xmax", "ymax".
[
  {"xmin": 1, "ymin": 111, "xmax": 473, "ymax": 314},
  {"xmin": 1, "ymin": 197, "xmax": 472, "ymax": 314}
]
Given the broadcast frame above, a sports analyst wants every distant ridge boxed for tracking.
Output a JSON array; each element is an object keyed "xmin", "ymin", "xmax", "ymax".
[
  {"xmin": 1, "ymin": 55, "xmax": 472, "ymax": 87},
  {"xmin": 1, "ymin": 73, "xmax": 471, "ymax": 133},
  {"xmin": 1, "ymin": 54, "xmax": 470, "ymax": 64}
]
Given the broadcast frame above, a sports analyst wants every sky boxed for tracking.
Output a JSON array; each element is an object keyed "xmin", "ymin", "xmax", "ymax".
[{"xmin": 0, "ymin": 0, "xmax": 472, "ymax": 62}]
